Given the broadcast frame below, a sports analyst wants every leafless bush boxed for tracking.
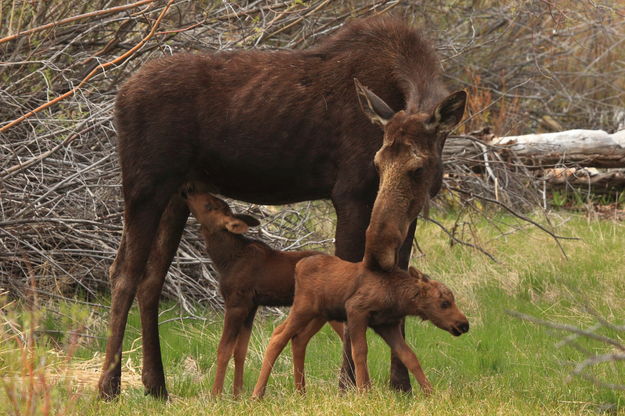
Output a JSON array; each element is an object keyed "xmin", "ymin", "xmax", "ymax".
[{"xmin": 1, "ymin": 0, "xmax": 621, "ymax": 310}]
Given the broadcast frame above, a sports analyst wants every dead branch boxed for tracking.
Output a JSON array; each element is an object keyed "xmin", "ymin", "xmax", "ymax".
[
  {"xmin": 0, "ymin": 0, "xmax": 156, "ymax": 45},
  {"xmin": 0, "ymin": 0, "xmax": 175, "ymax": 133}
]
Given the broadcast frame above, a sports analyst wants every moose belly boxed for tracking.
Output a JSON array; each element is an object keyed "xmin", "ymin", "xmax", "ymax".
[{"xmin": 191, "ymin": 138, "xmax": 338, "ymax": 204}]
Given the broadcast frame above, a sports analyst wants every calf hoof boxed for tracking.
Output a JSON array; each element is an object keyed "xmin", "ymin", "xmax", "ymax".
[
  {"xmin": 98, "ymin": 375, "xmax": 121, "ymax": 400},
  {"xmin": 251, "ymin": 388, "xmax": 265, "ymax": 400}
]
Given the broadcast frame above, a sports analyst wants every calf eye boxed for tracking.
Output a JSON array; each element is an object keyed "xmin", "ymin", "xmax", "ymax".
[
  {"xmin": 411, "ymin": 167, "xmax": 423, "ymax": 179},
  {"xmin": 440, "ymin": 300, "xmax": 451, "ymax": 309}
]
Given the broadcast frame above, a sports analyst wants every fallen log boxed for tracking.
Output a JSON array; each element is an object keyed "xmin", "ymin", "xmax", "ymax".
[
  {"xmin": 443, "ymin": 129, "xmax": 625, "ymax": 196},
  {"xmin": 489, "ymin": 129, "xmax": 625, "ymax": 168},
  {"xmin": 544, "ymin": 168, "xmax": 625, "ymax": 193}
]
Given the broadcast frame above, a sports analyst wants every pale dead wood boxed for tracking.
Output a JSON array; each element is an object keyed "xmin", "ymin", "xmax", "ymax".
[{"xmin": 490, "ymin": 130, "xmax": 625, "ymax": 169}]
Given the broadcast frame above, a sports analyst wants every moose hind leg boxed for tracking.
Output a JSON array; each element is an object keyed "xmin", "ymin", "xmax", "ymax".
[
  {"xmin": 138, "ymin": 193, "xmax": 189, "ymax": 398},
  {"xmin": 98, "ymin": 179, "xmax": 182, "ymax": 400}
]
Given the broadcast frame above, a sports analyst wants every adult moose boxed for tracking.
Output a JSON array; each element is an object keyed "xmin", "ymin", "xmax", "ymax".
[{"xmin": 98, "ymin": 15, "xmax": 467, "ymax": 399}]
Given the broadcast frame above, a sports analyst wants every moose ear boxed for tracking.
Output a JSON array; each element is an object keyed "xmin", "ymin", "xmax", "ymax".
[
  {"xmin": 354, "ymin": 78, "xmax": 395, "ymax": 127},
  {"xmin": 428, "ymin": 90, "xmax": 467, "ymax": 134},
  {"xmin": 234, "ymin": 214, "xmax": 260, "ymax": 227},
  {"xmin": 224, "ymin": 218, "xmax": 249, "ymax": 235},
  {"xmin": 409, "ymin": 266, "xmax": 430, "ymax": 282}
]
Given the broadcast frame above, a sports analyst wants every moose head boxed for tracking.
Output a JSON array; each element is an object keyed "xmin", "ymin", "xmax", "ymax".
[{"xmin": 355, "ymin": 79, "xmax": 467, "ymax": 272}]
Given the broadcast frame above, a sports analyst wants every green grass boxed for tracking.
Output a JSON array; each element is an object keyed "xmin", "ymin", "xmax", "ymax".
[{"xmin": 1, "ymin": 213, "xmax": 624, "ymax": 415}]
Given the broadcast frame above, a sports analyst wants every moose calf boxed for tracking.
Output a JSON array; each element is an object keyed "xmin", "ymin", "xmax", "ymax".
[
  {"xmin": 252, "ymin": 256, "xmax": 469, "ymax": 398},
  {"xmin": 183, "ymin": 188, "xmax": 342, "ymax": 396}
]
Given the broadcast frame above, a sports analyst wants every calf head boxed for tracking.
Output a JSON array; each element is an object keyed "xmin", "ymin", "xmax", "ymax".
[
  {"xmin": 181, "ymin": 185, "xmax": 260, "ymax": 234},
  {"xmin": 406, "ymin": 267, "xmax": 469, "ymax": 337},
  {"xmin": 355, "ymin": 79, "xmax": 467, "ymax": 271}
]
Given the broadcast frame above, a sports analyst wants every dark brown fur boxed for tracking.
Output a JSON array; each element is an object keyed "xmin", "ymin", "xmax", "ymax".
[
  {"xmin": 252, "ymin": 257, "xmax": 469, "ymax": 398},
  {"xmin": 183, "ymin": 188, "xmax": 342, "ymax": 396},
  {"xmin": 99, "ymin": 16, "xmax": 464, "ymax": 399}
]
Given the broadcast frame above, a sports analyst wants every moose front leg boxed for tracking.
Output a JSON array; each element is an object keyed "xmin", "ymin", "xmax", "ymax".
[{"xmin": 389, "ymin": 219, "xmax": 418, "ymax": 392}]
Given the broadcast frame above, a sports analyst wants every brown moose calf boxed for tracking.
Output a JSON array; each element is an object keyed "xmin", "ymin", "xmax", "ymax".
[
  {"xmin": 252, "ymin": 256, "xmax": 469, "ymax": 398},
  {"xmin": 183, "ymin": 188, "xmax": 342, "ymax": 396}
]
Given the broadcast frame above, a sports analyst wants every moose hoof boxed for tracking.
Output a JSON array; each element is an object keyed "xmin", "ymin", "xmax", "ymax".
[
  {"xmin": 338, "ymin": 375, "xmax": 355, "ymax": 392},
  {"xmin": 144, "ymin": 385, "xmax": 168, "ymax": 400},
  {"xmin": 389, "ymin": 376, "xmax": 412, "ymax": 393},
  {"xmin": 98, "ymin": 375, "xmax": 121, "ymax": 401}
]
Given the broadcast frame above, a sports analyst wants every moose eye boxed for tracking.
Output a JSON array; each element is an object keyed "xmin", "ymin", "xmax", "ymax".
[
  {"xmin": 440, "ymin": 300, "xmax": 451, "ymax": 309},
  {"xmin": 204, "ymin": 204, "xmax": 214, "ymax": 211}
]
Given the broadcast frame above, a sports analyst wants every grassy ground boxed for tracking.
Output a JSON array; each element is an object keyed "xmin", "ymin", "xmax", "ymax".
[{"xmin": 1, "ymin": 212, "xmax": 624, "ymax": 415}]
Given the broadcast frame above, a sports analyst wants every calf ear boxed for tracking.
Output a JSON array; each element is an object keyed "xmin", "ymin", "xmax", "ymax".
[
  {"xmin": 225, "ymin": 218, "xmax": 249, "ymax": 235},
  {"xmin": 180, "ymin": 182, "xmax": 196, "ymax": 200},
  {"xmin": 234, "ymin": 214, "xmax": 260, "ymax": 227},
  {"xmin": 354, "ymin": 78, "xmax": 395, "ymax": 127},
  {"xmin": 428, "ymin": 90, "xmax": 467, "ymax": 134},
  {"xmin": 408, "ymin": 266, "xmax": 430, "ymax": 282}
]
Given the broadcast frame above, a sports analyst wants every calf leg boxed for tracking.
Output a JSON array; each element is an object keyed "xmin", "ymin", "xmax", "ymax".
[
  {"xmin": 328, "ymin": 321, "xmax": 344, "ymax": 337},
  {"xmin": 137, "ymin": 193, "xmax": 189, "ymax": 398},
  {"xmin": 232, "ymin": 306, "xmax": 257, "ymax": 397},
  {"xmin": 291, "ymin": 318, "xmax": 326, "ymax": 393},
  {"xmin": 98, "ymin": 180, "xmax": 180, "ymax": 400},
  {"xmin": 212, "ymin": 305, "xmax": 252, "ymax": 396},
  {"xmin": 252, "ymin": 312, "xmax": 314, "ymax": 399},
  {"xmin": 332, "ymin": 196, "xmax": 372, "ymax": 390},
  {"xmin": 374, "ymin": 323, "xmax": 432, "ymax": 395},
  {"xmin": 338, "ymin": 327, "xmax": 356, "ymax": 390},
  {"xmin": 346, "ymin": 314, "xmax": 371, "ymax": 391}
]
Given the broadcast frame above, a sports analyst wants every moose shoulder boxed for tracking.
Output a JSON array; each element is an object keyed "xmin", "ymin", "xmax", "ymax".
[{"xmin": 99, "ymin": 16, "xmax": 466, "ymax": 399}]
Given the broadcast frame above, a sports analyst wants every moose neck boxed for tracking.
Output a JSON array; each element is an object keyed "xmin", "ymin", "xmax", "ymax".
[
  {"xmin": 392, "ymin": 272, "xmax": 428, "ymax": 318},
  {"xmin": 200, "ymin": 227, "xmax": 250, "ymax": 274}
]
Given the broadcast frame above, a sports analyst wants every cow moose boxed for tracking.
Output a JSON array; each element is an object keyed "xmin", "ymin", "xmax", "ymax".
[
  {"xmin": 251, "ymin": 257, "xmax": 469, "ymax": 398},
  {"xmin": 98, "ymin": 15, "xmax": 467, "ymax": 399},
  {"xmin": 182, "ymin": 187, "xmax": 343, "ymax": 396}
]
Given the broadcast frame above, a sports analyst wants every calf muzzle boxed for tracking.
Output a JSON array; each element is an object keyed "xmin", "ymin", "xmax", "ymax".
[{"xmin": 450, "ymin": 320, "xmax": 470, "ymax": 337}]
